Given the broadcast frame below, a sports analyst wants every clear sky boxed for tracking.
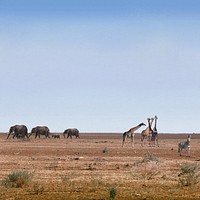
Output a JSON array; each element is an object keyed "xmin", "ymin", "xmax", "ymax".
[{"xmin": 0, "ymin": 0, "xmax": 200, "ymax": 133}]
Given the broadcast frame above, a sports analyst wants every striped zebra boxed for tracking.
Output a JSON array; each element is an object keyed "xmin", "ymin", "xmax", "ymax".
[{"xmin": 178, "ymin": 135, "xmax": 191, "ymax": 157}]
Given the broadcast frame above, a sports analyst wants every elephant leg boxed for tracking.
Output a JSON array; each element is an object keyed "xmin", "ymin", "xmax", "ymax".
[
  {"xmin": 13, "ymin": 132, "xmax": 17, "ymax": 139},
  {"xmin": 67, "ymin": 134, "xmax": 72, "ymax": 139}
]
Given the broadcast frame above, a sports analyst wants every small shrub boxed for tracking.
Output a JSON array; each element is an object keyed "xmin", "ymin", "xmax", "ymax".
[
  {"xmin": 134, "ymin": 153, "xmax": 160, "ymax": 184},
  {"xmin": 32, "ymin": 183, "xmax": 44, "ymax": 194},
  {"xmin": 178, "ymin": 163, "xmax": 199, "ymax": 186},
  {"xmin": 102, "ymin": 147, "xmax": 109, "ymax": 153},
  {"xmin": 141, "ymin": 162, "xmax": 159, "ymax": 181},
  {"xmin": 60, "ymin": 175, "xmax": 70, "ymax": 183},
  {"xmin": 142, "ymin": 152, "xmax": 158, "ymax": 163},
  {"xmin": 109, "ymin": 186, "xmax": 117, "ymax": 199},
  {"xmin": 1, "ymin": 170, "xmax": 32, "ymax": 188},
  {"xmin": 60, "ymin": 175, "xmax": 75, "ymax": 187}
]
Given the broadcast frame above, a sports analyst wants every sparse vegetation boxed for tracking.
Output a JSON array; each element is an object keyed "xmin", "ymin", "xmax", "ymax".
[
  {"xmin": 142, "ymin": 152, "xmax": 159, "ymax": 163},
  {"xmin": 60, "ymin": 175, "xmax": 71, "ymax": 183},
  {"xmin": 1, "ymin": 170, "xmax": 32, "ymax": 188},
  {"xmin": 109, "ymin": 186, "xmax": 117, "ymax": 199},
  {"xmin": 32, "ymin": 183, "xmax": 44, "ymax": 194},
  {"xmin": 141, "ymin": 162, "xmax": 160, "ymax": 182},
  {"xmin": 178, "ymin": 163, "xmax": 199, "ymax": 186},
  {"xmin": 1, "ymin": 133, "xmax": 200, "ymax": 199},
  {"xmin": 137, "ymin": 153, "xmax": 160, "ymax": 184}
]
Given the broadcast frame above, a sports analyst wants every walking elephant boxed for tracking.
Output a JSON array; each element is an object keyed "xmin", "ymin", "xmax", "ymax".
[
  {"xmin": 63, "ymin": 128, "xmax": 80, "ymax": 139},
  {"xmin": 29, "ymin": 126, "xmax": 50, "ymax": 138},
  {"xmin": 7, "ymin": 125, "xmax": 28, "ymax": 139}
]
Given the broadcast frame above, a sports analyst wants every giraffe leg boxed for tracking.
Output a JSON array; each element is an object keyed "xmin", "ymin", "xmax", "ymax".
[
  {"xmin": 141, "ymin": 135, "xmax": 144, "ymax": 146},
  {"xmin": 122, "ymin": 132, "xmax": 127, "ymax": 147},
  {"xmin": 131, "ymin": 134, "xmax": 134, "ymax": 147},
  {"xmin": 156, "ymin": 135, "xmax": 159, "ymax": 147},
  {"xmin": 148, "ymin": 134, "xmax": 152, "ymax": 147}
]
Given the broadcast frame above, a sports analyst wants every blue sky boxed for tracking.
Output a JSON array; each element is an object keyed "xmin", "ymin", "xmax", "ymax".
[{"xmin": 0, "ymin": 0, "xmax": 200, "ymax": 133}]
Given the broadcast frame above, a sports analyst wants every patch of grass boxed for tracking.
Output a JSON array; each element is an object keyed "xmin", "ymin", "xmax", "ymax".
[
  {"xmin": 133, "ymin": 153, "xmax": 160, "ymax": 185},
  {"xmin": 1, "ymin": 179, "xmax": 200, "ymax": 199},
  {"xmin": 32, "ymin": 183, "xmax": 45, "ymax": 194},
  {"xmin": 178, "ymin": 163, "xmax": 199, "ymax": 186},
  {"xmin": 1, "ymin": 170, "xmax": 32, "ymax": 188},
  {"xmin": 140, "ymin": 162, "xmax": 160, "ymax": 182},
  {"xmin": 109, "ymin": 186, "xmax": 117, "ymax": 199},
  {"xmin": 142, "ymin": 152, "xmax": 159, "ymax": 163},
  {"xmin": 60, "ymin": 175, "xmax": 71, "ymax": 183}
]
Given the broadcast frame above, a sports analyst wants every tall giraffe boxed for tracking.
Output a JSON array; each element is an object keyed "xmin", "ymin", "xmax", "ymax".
[
  {"xmin": 122, "ymin": 123, "xmax": 146, "ymax": 147},
  {"xmin": 141, "ymin": 117, "xmax": 154, "ymax": 146},
  {"xmin": 151, "ymin": 115, "xmax": 159, "ymax": 147}
]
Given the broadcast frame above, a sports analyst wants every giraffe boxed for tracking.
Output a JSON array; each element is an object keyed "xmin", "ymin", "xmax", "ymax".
[
  {"xmin": 141, "ymin": 117, "xmax": 154, "ymax": 146},
  {"xmin": 151, "ymin": 115, "xmax": 159, "ymax": 147},
  {"xmin": 122, "ymin": 122, "xmax": 146, "ymax": 147}
]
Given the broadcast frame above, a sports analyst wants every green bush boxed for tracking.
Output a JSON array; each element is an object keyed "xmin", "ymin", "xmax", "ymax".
[
  {"xmin": 1, "ymin": 170, "xmax": 32, "ymax": 188},
  {"xmin": 109, "ymin": 186, "xmax": 117, "ymax": 199}
]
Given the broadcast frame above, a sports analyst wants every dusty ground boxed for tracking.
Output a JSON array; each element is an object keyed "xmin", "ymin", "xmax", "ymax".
[{"xmin": 0, "ymin": 133, "xmax": 200, "ymax": 199}]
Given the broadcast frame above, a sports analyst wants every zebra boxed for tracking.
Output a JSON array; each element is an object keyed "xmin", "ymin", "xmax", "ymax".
[{"xmin": 178, "ymin": 135, "xmax": 191, "ymax": 157}]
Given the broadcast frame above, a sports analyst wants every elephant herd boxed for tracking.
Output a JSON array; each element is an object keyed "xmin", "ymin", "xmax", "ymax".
[{"xmin": 6, "ymin": 125, "xmax": 80, "ymax": 139}]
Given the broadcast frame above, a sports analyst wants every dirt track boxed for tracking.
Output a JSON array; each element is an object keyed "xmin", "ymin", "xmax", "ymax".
[{"xmin": 0, "ymin": 133, "xmax": 200, "ymax": 199}]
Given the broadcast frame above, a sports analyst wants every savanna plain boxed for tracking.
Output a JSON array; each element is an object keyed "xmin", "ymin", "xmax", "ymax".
[{"xmin": 0, "ymin": 133, "xmax": 200, "ymax": 200}]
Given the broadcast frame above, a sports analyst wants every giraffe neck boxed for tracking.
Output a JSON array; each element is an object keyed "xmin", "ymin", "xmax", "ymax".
[
  {"xmin": 148, "ymin": 119, "xmax": 153, "ymax": 132},
  {"xmin": 153, "ymin": 118, "xmax": 157, "ymax": 131},
  {"xmin": 131, "ymin": 124, "xmax": 143, "ymax": 132},
  {"xmin": 150, "ymin": 119, "xmax": 154, "ymax": 127}
]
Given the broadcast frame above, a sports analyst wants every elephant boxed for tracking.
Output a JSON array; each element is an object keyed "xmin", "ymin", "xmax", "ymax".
[
  {"xmin": 63, "ymin": 128, "xmax": 80, "ymax": 139},
  {"xmin": 52, "ymin": 134, "xmax": 60, "ymax": 139},
  {"xmin": 29, "ymin": 126, "xmax": 50, "ymax": 138},
  {"xmin": 7, "ymin": 125, "xmax": 28, "ymax": 139}
]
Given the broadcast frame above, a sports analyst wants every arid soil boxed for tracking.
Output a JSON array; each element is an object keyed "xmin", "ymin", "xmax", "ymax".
[{"xmin": 0, "ymin": 133, "xmax": 200, "ymax": 199}]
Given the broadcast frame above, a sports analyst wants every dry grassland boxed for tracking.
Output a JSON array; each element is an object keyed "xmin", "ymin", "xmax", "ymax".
[{"xmin": 0, "ymin": 133, "xmax": 200, "ymax": 199}]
